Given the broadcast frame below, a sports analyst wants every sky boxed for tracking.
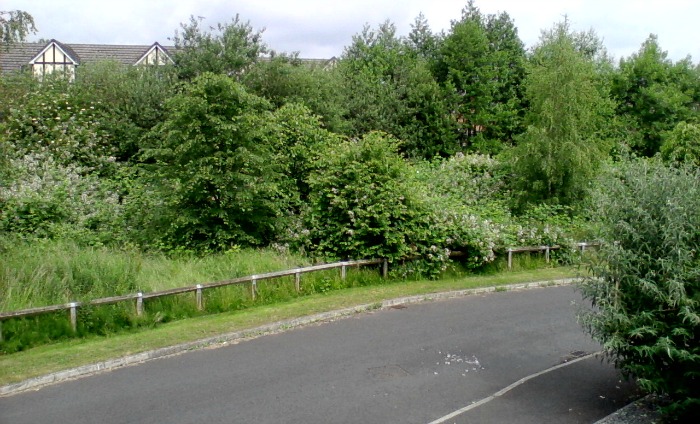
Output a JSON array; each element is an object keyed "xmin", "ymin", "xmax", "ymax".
[{"xmin": 4, "ymin": 0, "xmax": 699, "ymax": 62}]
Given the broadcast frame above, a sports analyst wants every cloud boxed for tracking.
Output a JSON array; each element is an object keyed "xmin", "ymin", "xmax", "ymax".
[{"xmin": 3, "ymin": 0, "xmax": 698, "ymax": 61}]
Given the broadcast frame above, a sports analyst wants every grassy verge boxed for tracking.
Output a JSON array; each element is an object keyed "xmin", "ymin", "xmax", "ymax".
[{"xmin": 0, "ymin": 267, "xmax": 577, "ymax": 387}]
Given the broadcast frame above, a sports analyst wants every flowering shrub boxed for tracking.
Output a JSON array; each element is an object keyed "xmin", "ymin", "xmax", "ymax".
[
  {"xmin": 300, "ymin": 132, "xmax": 455, "ymax": 277},
  {"xmin": 1, "ymin": 82, "xmax": 117, "ymax": 175},
  {"xmin": 0, "ymin": 153, "xmax": 121, "ymax": 245}
]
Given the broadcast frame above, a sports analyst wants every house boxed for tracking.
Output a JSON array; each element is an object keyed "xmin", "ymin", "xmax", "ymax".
[
  {"xmin": 0, "ymin": 39, "xmax": 338, "ymax": 82},
  {"xmin": 0, "ymin": 39, "xmax": 174, "ymax": 79}
]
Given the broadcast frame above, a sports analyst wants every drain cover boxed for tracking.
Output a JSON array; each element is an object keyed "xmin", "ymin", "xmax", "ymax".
[{"xmin": 368, "ymin": 364, "xmax": 410, "ymax": 379}]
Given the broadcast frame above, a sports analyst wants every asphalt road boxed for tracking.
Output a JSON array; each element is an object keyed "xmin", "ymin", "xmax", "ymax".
[{"xmin": 0, "ymin": 286, "xmax": 639, "ymax": 423}]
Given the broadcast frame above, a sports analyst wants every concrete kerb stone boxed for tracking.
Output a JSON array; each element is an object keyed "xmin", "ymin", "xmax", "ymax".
[{"xmin": 0, "ymin": 277, "xmax": 579, "ymax": 397}]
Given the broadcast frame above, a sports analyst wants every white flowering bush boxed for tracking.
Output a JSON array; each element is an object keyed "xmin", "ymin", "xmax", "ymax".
[
  {"xmin": 0, "ymin": 153, "xmax": 122, "ymax": 245},
  {"xmin": 1, "ymin": 83, "xmax": 117, "ymax": 175}
]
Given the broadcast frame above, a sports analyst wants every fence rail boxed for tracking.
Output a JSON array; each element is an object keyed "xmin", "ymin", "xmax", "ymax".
[
  {"xmin": 0, "ymin": 243, "xmax": 599, "ymax": 339},
  {"xmin": 506, "ymin": 242, "xmax": 600, "ymax": 269}
]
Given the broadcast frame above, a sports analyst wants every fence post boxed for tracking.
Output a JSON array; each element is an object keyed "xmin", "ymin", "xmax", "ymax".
[
  {"xmin": 507, "ymin": 249, "xmax": 513, "ymax": 270},
  {"xmin": 545, "ymin": 246, "xmax": 550, "ymax": 263},
  {"xmin": 69, "ymin": 302, "xmax": 78, "ymax": 332},
  {"xmin": 136, "ymin": 292, "xmax": 143, "ymax": 316},
  {"xmin": 196, "ymin": 284, "xmax": 203, "ymax": 311},
  {"xmin": 295, "ymin": 270, "xmax": 301, "ymax": 292},
  {"xmin": 251, "ymin": 277, "xmax": 257, "ymax": 301},
  {"xmin": 341, "ymin": 263, "xmax": 347, "ymax": 280},
  {"xmin": 0, "ymin": 321, "xmax": 3, "ymax": 342},
  {"xmin": 382, "ymin": 259, "xmax": 388, "ymax": 278}
]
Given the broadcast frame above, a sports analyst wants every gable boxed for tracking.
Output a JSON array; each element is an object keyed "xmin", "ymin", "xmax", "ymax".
[
  {"xmin": 28, "ymin": 40, "xmax": 79, "ymax": 80},
  {"xmin": 135, "ymin": 42, "xmax": 173, "ymax": 65}
]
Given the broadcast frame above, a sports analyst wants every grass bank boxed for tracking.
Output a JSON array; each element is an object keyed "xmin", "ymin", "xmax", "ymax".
[{"xmin": 0, "ymin": 266, "xmax": 577, "ymax": 387}]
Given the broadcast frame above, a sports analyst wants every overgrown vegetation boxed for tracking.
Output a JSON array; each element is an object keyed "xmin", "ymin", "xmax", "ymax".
[
  {"xmin": 2, "ymin": 3, "xmax": 700, "ymax": 418},
  {"xmin": 579, "ymin": 161, "xmax": 700, "ymax": 421}
]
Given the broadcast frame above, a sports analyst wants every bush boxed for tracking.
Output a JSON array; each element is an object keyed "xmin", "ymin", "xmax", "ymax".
[
  {"xmin": 660, "ymin": 121, "xmax": 700, "ymax": 168},
  {"xmin": 302, "ymin": 132, "xmax": 448, "ymax": 277},
  {"xmin": 578, "ymin": 159, "xmax": 700, "ymax": 420},
  {"xmin": 145, "ymin": 73, "xmax": 295, "ymax": 252},
  {"xmin": 0, "ymin": 153, "xmax": 122, "ymax": 245}
]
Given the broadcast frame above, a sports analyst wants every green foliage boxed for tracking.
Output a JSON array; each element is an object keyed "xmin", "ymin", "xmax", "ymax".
[
  {"xmin": 72, "ymin": 61, "xmax": 177, "ymax": 161},
  {"xmin": 242, "ymin": 55, "xmax": 348, "ymax": 133},
  {"xmin": 271, "ymin": 103, "xmax": 343, "ymax": 200},
  {"xmin": 172, "ymin": 15, "xmax": 267, "ymax": 81},
  {"xmin": 579, "ymin": 159, "xmax": 700, "ymax": 420},
  {"xmin": 303, "ymin": 132, "xmax": 432, "ymax": 262},
  {"xmin": 661, "ymin": 121, "xmax": 700, "ymax": 167},
  {"xmin": 611, "ymin": 35, "xmax": 700, "ymax": 157},
  {"xmin": 507, "ymin": 20, "xmax": 613, "ymax": 207},
  {"xmin": 338, "ymin": 21, "xmax": 458, "ymax": 159},
  {"xmin": 435, "ymin": 1, "xmax": 526, "ymax": 152},
  {"xmin": 1, "ymin": 78, "xmax": 118, "ymax": 175},
  {"xmin": 0, "ymin": 10, "xmax": 36, "ymax": 48},
  {"xmin": 0, "ymin": 153, "xmax": 122, "ymax": 245},
  {"xmin": 146, "ymin": 73, "xmax": 293, "ymax": 252}
]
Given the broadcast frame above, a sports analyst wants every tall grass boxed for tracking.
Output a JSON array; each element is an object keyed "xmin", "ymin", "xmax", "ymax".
[{"xmin": 0, "ymin": 239, "xmax": 385, "ymax": 353}]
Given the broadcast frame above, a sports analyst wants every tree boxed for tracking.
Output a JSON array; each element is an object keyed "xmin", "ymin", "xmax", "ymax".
[
  {"xmin": 580, "ymin": 159, "xmax": 700, "ymax": 420},
  {"xmin": 338, "ymin": 21, "xmax": 458, "ymax": 158},
  {"xmin": 0, "ymin": 10, "xmax": 36, "ymax": 48},
  {"xmin": 435, "ymin": 2, "xmax": 526, "ymax": 152},
  {"xmin": 241, "ymin": 55, "xmax": 348, "ymax": 133},
  {"xmin": 611, "ymin": 35, "xmax": 699, "ymax": 156},
  {"xmin": 72, "ymin": 61, "xmax": 177, "ymax": 162},
  {"xmin": 171, "ymin": 15, "xmax": 267, "ymax": 80},
  {"xmin": 146, "ymin": 73, "xmax": 292, "ymax": 251},
  {"xmin": 482, "ymin": 11, "xmax": 527, "ymax": 147},
  {"xmin": 507, "ymin": 20, "xmax": 613, "ymax": 206},
  {"xmin": 660, "ymin": 121, "xmax": 700, "ymax": 167},
  {"xmin": 406, "ymin": 12, "xmax": 440, "ymax": 61}
]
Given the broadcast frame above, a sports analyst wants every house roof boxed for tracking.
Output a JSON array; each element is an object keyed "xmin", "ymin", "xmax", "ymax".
[
  {"xmin": 1, "ymin": 39, "xmax": 336, "ymax": 74},
  {"xmin": 0, "ymin": 40, "xmax": 175, "ymax": 73}
]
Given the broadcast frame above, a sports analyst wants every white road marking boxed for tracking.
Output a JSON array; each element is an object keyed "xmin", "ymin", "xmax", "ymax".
[{"xmin": 426, "ymin": 351, "xmax": 601, "ymax": 424}]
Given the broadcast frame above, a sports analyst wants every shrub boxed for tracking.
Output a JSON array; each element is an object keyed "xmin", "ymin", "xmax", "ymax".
[
  {"xmin": 0, "ymin": 153, "xmax": 122, "ymax": 245},
  {"xmin": 660, "ymin": 121, "xmax": 700, "ymax": 168},
  {"xmin": 145, "ymin": 73, "xmax": 294, "ymax": 252},
  {"xmin": 302, "ymin": 132, "xmax": 448, "ymax": 277},
  {"xmin": 578, "ymin": 159, "xmax": 700, "ymax": 420}
]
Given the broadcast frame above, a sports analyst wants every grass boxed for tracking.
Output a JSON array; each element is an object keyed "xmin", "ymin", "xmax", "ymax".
[{"xmin": 0, "ymin": 266, "xmax": 578, "ymax": 387}]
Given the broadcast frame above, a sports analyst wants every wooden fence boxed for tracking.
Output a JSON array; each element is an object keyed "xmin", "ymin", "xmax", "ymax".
[
  {"xmin": 506, "ymin": 242, "xmax": 599, "ymax": 270},
  {"xmin": 0, "ymin": 242, "xmax": 599, "ymax": 340},
  {"xmin": 0, "ymin": 259, "xmax": 386, "ymax": 340}
]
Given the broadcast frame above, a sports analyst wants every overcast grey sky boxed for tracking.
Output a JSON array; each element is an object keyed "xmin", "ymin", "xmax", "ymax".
[{"xmin": 4, "ymin": 0, "xmax": 698, "ymax": 62}]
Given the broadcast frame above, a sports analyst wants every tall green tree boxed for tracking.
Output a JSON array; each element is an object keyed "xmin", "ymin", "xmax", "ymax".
[
  {"xmin": 482, "ymin": 10, "xmax": 527, "ymax": 146},
  {"xmin": 146, "ymin": 73, "xmax": 291, "ymax": 251},
  {"xmin": 406, "ymin": 12, "xmax": 441, "ymax": 61},
  {"xmin": 242, "ymin": 55, "xmax": 348, "ymax": 133},
  {"xmin": 436, "ymin": 1, "xmax": 526, "ymax": 152},
  {"xmin": 171, "ymin": 15, "xmax": 268, "ymax": 80},
  {"xmin": 508, "ymin": 20, "xmax": 613, "ymax": 206},
  {"xmin": 611, "ymin": 35, "xmax": 700, "ymax": 156},
  {"xmin": 338, "ymin": 21, "xmax": 457, "ymax": 158}
]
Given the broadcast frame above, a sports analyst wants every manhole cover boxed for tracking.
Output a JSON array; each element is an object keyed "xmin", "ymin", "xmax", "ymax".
[{"xmin": 368, "ymin": 364, "xmax": 410, "ymax": 379}]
